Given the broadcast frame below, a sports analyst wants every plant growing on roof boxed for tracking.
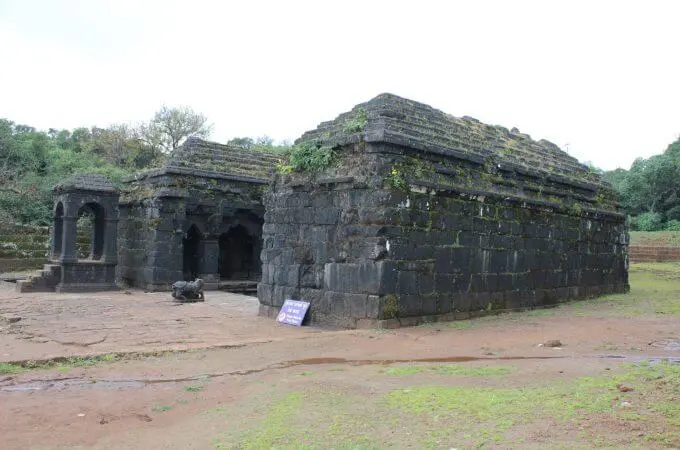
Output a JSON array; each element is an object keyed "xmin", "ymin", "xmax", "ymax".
[
  {"xmin": 343, "ymin": 107, "xmax": 368, "ymax": 133},
  {"xmin": 285, "ymin": 141, "xmax": 336, "ymax": 172}
]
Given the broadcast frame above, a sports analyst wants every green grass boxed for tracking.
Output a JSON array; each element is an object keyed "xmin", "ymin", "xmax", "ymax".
[
  {"xmin": 212, "ymin": 361, "xmax": 679, "ymax": 449},
  {"xmin": 0, "ymin": 362, "xmax": 25, "ymax": 374},
  {"xmin": 184, "ymin": 383, "xmax": 204, "ymax": 392},
  {"xmin": 384, "ymin": 364, "xmax": 513, "ymax": 377},
  {"xmin": 385, "ymin": 361, "xmax": 680, "ymax": 447},
  {"xmin": 234, "ymin": 392, "xmax": 304, "ymax": 450},
  {"xmin": 151, "ymin": 404, "xmax": 173, "ymax": 412},
  {"xmin": 630, "ymin": 231, "xmax": 680, "ymax": 247}
]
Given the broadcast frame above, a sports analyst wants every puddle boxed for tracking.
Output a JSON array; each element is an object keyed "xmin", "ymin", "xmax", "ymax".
[
  {"xmin": 648, "ymin": 339, "xmax": 680, "ymax": 351},
  {"xmin": 1, "ymin": 378, "xmax": 145, "ymax": 392},
  {"xmin": 273, "ymin": 355, "xmax": 560, "ymax": 368},
  {"xmin": 2, "ymin": 354, "xmax": 677, "ymax": 393}
]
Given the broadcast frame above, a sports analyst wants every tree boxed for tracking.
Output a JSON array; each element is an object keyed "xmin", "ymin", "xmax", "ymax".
[
  {"xmin": 141, "ymin": 105, "xmax": 212, "ymax": 153},
  {"xmin": 227, "ymin": 137, "xmax": 254, "ymax": 149}
]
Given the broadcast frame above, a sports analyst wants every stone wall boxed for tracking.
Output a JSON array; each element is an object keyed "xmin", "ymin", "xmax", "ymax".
[
  {"xmin": 0, "ymin": 224, "xmax": 49, "ymax": 272},
  {"xmin": 629, "ymin": 245, "xmax": 680, "ymax": 262},
  {"xmin": 258, "ymin": 94, "xmax": 629, "ymax": 328}
]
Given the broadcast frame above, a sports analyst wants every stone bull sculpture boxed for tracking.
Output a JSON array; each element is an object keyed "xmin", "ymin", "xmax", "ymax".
[{"xmin": 171, "ymin": 278, "xmax": 205, "ymax": 302}]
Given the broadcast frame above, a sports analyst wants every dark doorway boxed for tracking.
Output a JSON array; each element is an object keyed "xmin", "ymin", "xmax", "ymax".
[
  {"xmin": 183, "ymin": 224, "xmax": 202, "ymax": 280},
  {"xmin": 218, "ymin": 225, "xmax": 256, "ymax": 280}
]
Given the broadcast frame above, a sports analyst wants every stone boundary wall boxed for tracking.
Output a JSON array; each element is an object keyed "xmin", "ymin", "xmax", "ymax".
[{"xmin": 629, "ymin": 245, "xmax": 680, "ymax": 262}]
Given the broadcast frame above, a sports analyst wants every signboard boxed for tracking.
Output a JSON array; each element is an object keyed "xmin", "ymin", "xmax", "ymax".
[{"xmin": 276, "ymin": 299, "xmax": 310, "ymax": 326}]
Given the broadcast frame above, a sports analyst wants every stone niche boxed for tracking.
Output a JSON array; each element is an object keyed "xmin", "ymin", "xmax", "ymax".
[
  {"xmin": 117, "ymin": 138, "xmax": 280, "ymax": 291},
  {"xmin": 258, "ymin": 93, "xmax": 629, "ymax": 328}
]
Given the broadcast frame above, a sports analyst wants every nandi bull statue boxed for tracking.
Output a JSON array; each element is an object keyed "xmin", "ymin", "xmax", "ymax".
[{"xmin": 171, "ymin": 278, "xmax": 205, "ymax": 302}]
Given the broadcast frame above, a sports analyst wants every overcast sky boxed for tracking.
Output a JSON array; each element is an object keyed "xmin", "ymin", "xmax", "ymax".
[{"xmin": 1, "ymin": 0, "xmax": 678, "ymax": 170}]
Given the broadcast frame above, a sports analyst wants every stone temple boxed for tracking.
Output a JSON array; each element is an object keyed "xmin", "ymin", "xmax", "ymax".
[
  {"xmin": 117, "ymin": 138, "xmax": 281, "ymax": 291},
  {"xmin": 24, "ymin": 93, "xmax": 628, "ymax": 329},
  {"xmin": 258, "ymin": 93, "xmax": 629, "ymax": 327}
]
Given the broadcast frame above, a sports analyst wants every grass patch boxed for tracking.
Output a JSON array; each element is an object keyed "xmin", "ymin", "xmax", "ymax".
[
  {"xmin": 151, "ymin": 404, "xmax": 173, "ymax": 412},
  {"xmin": 385, "ymin": 364, "xmax": 513, "ymax": 377},
  {"xmin": 630, "ymin": 231, "xmax": 680, "ymax": 247},
  {"xmin": 0, "ymin": 362, "xmax": 25, "ymax": 374},
  {"xmin": 211, "ymin": 362, "xmax": 679, "ymax": 449},
  {"xmin": 385, "ymin": 361, "xmax": 680, "ymax": 447},
  {"xmin": 583, "ymin": 264, "xmax": 680, "ymax": 316},
  {"xmin": 184, "ymin": 383, "xmax": 204, "ymax": 393},
  {"xmin": 234, "ymin": 391, "xmax": 304, "ymax": 449}
]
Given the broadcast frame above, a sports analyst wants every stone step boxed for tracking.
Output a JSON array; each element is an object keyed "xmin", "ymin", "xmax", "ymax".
[
  {"xmin": 16, "ymin": 264, "xmax": 61, "ymax": 293},
  {"xmin": 182, "ymin": 151, "xmax": 281, "ymax": 167},
  {"xmin": 182, "ymin": 148, "xmax": 283, "ymax": 164}
]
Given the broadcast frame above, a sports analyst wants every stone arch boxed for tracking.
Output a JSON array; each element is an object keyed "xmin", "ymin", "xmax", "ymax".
[
  {"xmin": 75, "ymin": 202, "xmax": 106, "ymax": 260},
  {"xmin": 183, "ymin": 224, "xmax": 202, "ymax": 280}
]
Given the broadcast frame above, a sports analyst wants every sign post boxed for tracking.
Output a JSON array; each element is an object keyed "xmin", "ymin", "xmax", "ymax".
[{"xmin": 276, "ymin": 299, "xmax": 310, "ymax": 326}]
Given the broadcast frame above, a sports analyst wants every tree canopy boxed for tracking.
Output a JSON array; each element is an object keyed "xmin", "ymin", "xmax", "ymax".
[
  {"xmin": 603, "ymin": 136, "xmax": 680, "ymax": 231},
  {"xmin": 0, "ymin": 105, "xmax": 214, "ymax": 225}
]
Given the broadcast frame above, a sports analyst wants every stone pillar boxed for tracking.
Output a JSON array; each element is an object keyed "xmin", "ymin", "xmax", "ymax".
[
  {"xmin": 59, "ymin": 216, "xmax": 78, "ymax": 263},
  {"xmin": 49, "ymin": 222, "xmax": 62, "ymax": 261},
  {"xmin": 102, "ymin": 218, "xmax": 119, "ymax": 264},
  {"xmin": 200, "ymin": 238, "xmax": 219, "ymax": 290}
]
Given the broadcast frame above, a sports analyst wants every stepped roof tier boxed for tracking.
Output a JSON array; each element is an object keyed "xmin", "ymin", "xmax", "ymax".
[
  {"xmin": 54, "ymin": 173, "xmax": 118, "ymax": 193},
  {"xmin": 292, "ymin": 93, "xmax": 619, "ymax": 214},
  {"xmin": 297, "ymin": 93, "xmax": 606, "ymax": 191},
  {"xmin": 127, "ymin": 137, "xmax": 282, "ymax": 184}
]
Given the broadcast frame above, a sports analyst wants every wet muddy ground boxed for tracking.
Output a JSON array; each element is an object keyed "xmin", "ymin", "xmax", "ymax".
[{"xmin": 0, "ymin": 263, "xmax": 678, "ymax": 449}]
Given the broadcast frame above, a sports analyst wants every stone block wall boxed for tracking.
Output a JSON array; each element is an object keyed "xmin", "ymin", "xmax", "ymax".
[
  {"xmin": 629, "ymin": 245, "xmax": 680, "ymax": 262},
  {"xmin": 259, "ymin": 137, "xmax": 629, "ymax": 328},
  {"xmin": 0, "ymin": 224, "xmax": 49, "ymax": 272}
]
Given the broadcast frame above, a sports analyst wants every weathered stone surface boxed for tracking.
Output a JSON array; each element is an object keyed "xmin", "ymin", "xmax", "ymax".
[
  {"xmin": 258, "ymin": 94, "xmax": 629, "ymax": 328},
  {"xmin": 118, "ymin": 139, "xmax": 280, "ymax": 290}
]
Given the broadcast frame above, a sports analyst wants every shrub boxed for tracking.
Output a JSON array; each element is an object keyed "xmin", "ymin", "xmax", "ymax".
[
  {"xmin": 664, "ymin": 219, "xmax": 680, "ymax": 231},
  {"xmin": 635, "ymin": 212, "xmax": 664, "ymax": 231},
  {"xmin": 343, "ymin": 107, "xmax": 368, "ymax": 133},
  {"xmin": 287, "ymin": 142, "xmax": 335, "ymax": 172}
]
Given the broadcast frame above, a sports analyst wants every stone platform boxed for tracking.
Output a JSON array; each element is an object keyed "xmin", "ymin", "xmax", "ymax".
[{"xmin": 0, "ymin": 284, "xmax": 318, "ymax": 363}]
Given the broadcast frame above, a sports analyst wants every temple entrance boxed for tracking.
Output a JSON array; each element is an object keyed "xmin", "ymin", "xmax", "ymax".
[
  {"xmin": 218, "ymin": 225, "xmax": 257, "ymax": 280},
  {"xmin": 183, "ymin": 225, "xmax": 202, "ymax": 280}
]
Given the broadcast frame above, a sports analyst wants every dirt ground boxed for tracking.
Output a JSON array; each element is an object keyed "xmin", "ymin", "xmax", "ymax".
[{"xmin": 0, "ymin": 263, "xmax": 678, "ymax": 449}]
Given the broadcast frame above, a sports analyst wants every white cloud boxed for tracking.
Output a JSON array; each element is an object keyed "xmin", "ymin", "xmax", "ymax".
[{"xmin": 1, "ymin": 0, "xmax": 678, "ymax": 169}]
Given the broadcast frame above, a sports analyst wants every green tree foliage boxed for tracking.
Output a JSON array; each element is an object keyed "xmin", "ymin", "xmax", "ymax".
[
  {"xmin": 140, "ymin": 105, "xmax": 212, "ymax": 153},
  {"xmin": 603, "ymin": 135, "xmax": 680, "ymax": 230},
  {"xmin": 0, "ymin": 119, "xmax": 131, "ymax": 225},
  {"xmin": 228, "ymin": 136, "xmax": 290, "ymax": 154}
]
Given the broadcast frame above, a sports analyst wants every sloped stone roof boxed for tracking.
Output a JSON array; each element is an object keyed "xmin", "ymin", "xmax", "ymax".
[
  {"xmin": 53, "ymin": 173, "xmax": 118, "ymax": 193},
  {"xmin": 166, "ymin": 137, "xmax": 282, "ymax": 180},
  {"xmin": 297, "ymin": 93, "xmax": 603, "ymax": 189}
]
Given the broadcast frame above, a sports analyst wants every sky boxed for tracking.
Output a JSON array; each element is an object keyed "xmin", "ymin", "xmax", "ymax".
[{"xmin": 0, "ymin": 0, "xmax": 678, "ymax": 170}]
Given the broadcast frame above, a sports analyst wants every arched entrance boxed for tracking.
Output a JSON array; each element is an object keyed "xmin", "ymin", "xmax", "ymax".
[
  {"xmin": 218, "ymin": 225, "xmax": 256, "ymax": 280},
  {"xmin": 183, "ymin": 225, "xmax": 202, "ymax": 280},
  {"xmin": 75, "ymin": 202, "xmax": 105, "ymax": 260}
]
